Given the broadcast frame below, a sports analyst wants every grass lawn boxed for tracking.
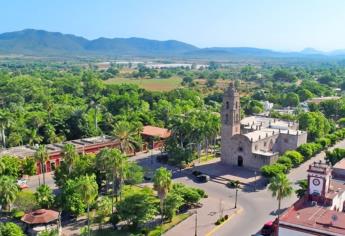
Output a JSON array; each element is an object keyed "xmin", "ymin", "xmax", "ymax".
[
  {"xmin": 104, "ymin": 76, "xmax": 182, "ymax": 91},
  {"xmin": 148, "ymin": 213, "xmax": 190, "ymax": 236},
  {"xmin": 199, "ymin": 154, "xmax": 215, "ymax": 163},
  {"xmin": 92, "ymin": 213, "xmax": 190, "ymax": 236}
]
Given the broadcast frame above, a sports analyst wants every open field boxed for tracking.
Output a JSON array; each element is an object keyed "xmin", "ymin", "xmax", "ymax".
[{"xmin": 104, "ymin": 76, "xmax": 182, "ymax": 91}]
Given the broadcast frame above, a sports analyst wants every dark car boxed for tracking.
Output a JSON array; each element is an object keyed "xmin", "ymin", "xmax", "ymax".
[
  {"xmin": 261, "ymin": 221, "xmax": 275, "ymax": 236},
  {"xmin": 196, "ymin": 174, "xmax": 210, "ymax": 183}
]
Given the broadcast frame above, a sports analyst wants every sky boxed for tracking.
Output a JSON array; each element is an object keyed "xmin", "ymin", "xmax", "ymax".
[{"xmin": 2, "ymin": 0, "xmax": 345, "ymax": 51}]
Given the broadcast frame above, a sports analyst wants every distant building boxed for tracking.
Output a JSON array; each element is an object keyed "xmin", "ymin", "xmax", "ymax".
[
  {"xmin": 141, "ymin": 125, "xmax": 171, "ymax": 149},
  {"xmin": 220, "ymin": 83, "xmax": 307, "ymax": 170},
  {"xmin": 306, "ymin": 96, "xmax": 340, "ymax": 104},
  {"xmin": 279, "ymin": 161, "xmax": 345, "ymax": 236}
]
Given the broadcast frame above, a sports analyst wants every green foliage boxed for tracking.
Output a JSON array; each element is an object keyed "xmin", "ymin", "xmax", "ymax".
[
  {"xmin": 283, "ymin": 150, "xmax": 304, "ymax": 167},
  {"xmin": 13, "ymin": 190, "xmax": 38, "ymax": 212},
  {"xmin": 171, "ymin": 183, "xmax": 203, "ymax": 206},
  {"xmin": 37, "ymin": 229, "xmax": 59, "ymax": 236},
  {"xmin": 35, "ymin": 184, "xmax": 55, "ymax": 208},
  {"xmin": 298, "ymin": 112, "xmax": 331, "ymax": 141},
  {"xmin": 326, "ymin": 148, "xmax": 345, "ymax": 165},
  {"xmin": 295, "ymin": 179, "xmax": 308, "ymax": 199},
  {"xmin": 22, "ymin": 157, "xmax": 37, "ymax": 176},
  {"xmin": 11, "ymin": 209, "xmax": 25, "ymax": 219},
  {"xmin": 0, "ymin": 175, "xmax": 19, "ymax": 211},
  {"xmin": 96, "ymin": 197, "xmax": 112, "ymax": 228},
  {"xmin": 268, "ymin": 174, "xmax": 293, "ymax": 211},
  {"xmin": 0, "ymin": 222, "xmax": 24, "ymax": 236},
  {"xmin": 277, "ymin": 156, "xmax": 293, "ymax": 170},
  {"xmin": 163, "ymin": 193, "xmax": 184, "ymax": 221},
  {"xmin": 0, "ymin": 155, "xmax": 22, "ymax": 178},
  {"xmin": 116, "ymin": 190, "xmax": 158, "ymax": 228},
  {"xmin": 261, "ymin": 163, "xmax": 287, "ymax": 178},
  {"xmin": 316, "ymin": 137, "xmax": 331, "ymax": 149}
]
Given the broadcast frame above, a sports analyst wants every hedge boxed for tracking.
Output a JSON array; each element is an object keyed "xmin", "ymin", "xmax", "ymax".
[{"xmin": 261, "ymin": 128, "xmax": 345, "ymax": 179}]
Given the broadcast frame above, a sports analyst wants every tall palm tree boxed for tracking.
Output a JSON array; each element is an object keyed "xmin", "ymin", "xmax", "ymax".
[
  {"xmin": 112, "ymin": 121, "xmax": 140, "ymax": 154},
  {"xmin": 0, "ymin": 176, "xmax": 19, "ymax": 212},
  {"xmin": 34, "ymin": 184, "xmax": 54, "ymax": 209},
  {"xmin": 107, "ymin": 149, "xmax": 128, "ymax": 210},
  {"xmin": 153, "ymin": 167, "xmax": 172, "ymax": 223},
  {"xmin": 34, "ymin": 145, "xmax": 49, "ymax": 185},
  {"xmin": 268, "ymin": 174, "xmax": 293, "ymax": 214},
  {"xmin": 28, "ymin": 128, "xmax": 43, "ymax": 146},
  {"xmin": 62, "ymin": 143, "xmax": 79, "ymax": 174},
  {"xmin": 76, "ymin": 175, "xmax": 98, "ymax": 236},
  {"xmin": 0, "ymin": 110, "xmax": 12, "ymax": 148}
]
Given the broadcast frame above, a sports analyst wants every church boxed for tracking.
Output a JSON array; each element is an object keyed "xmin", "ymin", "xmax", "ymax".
[{"xmin": 220, "ymin": 83, "xmax": 308, "ymax": 170}]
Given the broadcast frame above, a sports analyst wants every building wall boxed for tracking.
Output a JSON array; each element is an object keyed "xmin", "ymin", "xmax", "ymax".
[
  {"xmin": 222, "ymin": 135, "xmax": 272, "ymax": 169},
  {"xmin": 279, "ymin": 227, "xmax": 316, "ymax": 236},
  {"xmin": 251, "ymin": 134, "xmax": 279, "ymax": 153},
  {"xmin": 273, "ymin": 132, "xmax": 307, "ymax": 154}
]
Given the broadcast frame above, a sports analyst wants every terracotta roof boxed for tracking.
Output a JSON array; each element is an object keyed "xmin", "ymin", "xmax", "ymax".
[
  {"xmin": 21, "ymin": 209, "xmax": 59, "ymax": 224},
  {"xmin": 280, "ymin": 198, "xmax": 345, "ymax": 236},
  {"xmin": 141, "ymin": 126, "xmax": 171, "ymax": 139},
  {"xmin": 333, "ymin": 158, "xmax": 345, "ymax": 170}
]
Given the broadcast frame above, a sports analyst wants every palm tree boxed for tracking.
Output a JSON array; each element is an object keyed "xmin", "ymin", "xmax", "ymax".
[
  {"xmin": 34, "ymin": 145, "xmax": 49, "ymax": 185},
  {"xmin": 295, "ymin": 179, "xmax": 308, "ymax": 199},
  {"xmin": 0, "ymin": 110, "xmax": 12, "ymax": 148},
  {"xmin": 0, "ymin": 176, "xmax": 19, "ymax": 212},
  {"xmin": 107, "ymin": 149, "xmax": 128, "ymax": 209},
  {"xmin": 268, "ymin": 174, "xmax": 293, "ymax": 214},
  {"xmin": 34, "ymin": 184, "xmax": 54, "ymax": 208},
  {"xmin": 76, "ymin": 175, "xmax": 98, "ymax": 236},
  {"xmin": 28, "ymin": 128, "xmax": 43, "ymax": 146},
  {"xmin": 62, "ymin": 143, "xmax": 79, "ymax": 174},
  {"xmin": 153, "ymin": 167, "xmax": 172, "ymax": 223},
  {"xmin": 112, "ymin": 121, "xmax": 140, "ymax": 154}
]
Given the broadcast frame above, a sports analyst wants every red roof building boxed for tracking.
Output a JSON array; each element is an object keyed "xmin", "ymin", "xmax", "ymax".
[
  {"xmin": 141, "ymin": 125, "xmax": 171, "ymax": 150},
  {"xmin": 278, "ymin": 161, "xmax": 345, "ymax": 236}
]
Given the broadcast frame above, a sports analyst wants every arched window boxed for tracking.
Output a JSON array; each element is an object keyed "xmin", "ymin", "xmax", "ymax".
[
  {"xmin": 236, "ymin": 113, "xmax": 239, "ymax": 122},
  {"xmin": 225, "ymin": 114, "xmax": 229, "ymax": 124},
  {"xmin": 236, "ymin": 101, "xmax": 238, "ymax": 109},
  {"xmin": 226, "ymin": 101, "xmax": 229, "ymax": 109}
]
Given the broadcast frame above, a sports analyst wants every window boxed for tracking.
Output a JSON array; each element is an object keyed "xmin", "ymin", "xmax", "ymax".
[
  {"xmin": 264, "ymin": 142, "xmax": 267, "ymax": 147},
  {"xmin": 236, "ymin": 101, "xmax": 238, "ymax": 109},
  {"xmin": 225, "ymin": 114, "xmax": 229, "ymax": 124},
  {"xmin": 255, "ymin": 145, "xmax": 258, "ymax": 150},
  {"xmin": 226, "ymin": 101, "xmax": 229, "ymax": 109},
  {"xmin": 236, "ymin": 113, "xmax": 239, "ymax": 122},
  {"xmin": 284, "ymin": 138, "xmax": 288, "ymax": 143},
  {"xmin": 238, "ymin": 147, "xmax": 243, "ymax": 152}
]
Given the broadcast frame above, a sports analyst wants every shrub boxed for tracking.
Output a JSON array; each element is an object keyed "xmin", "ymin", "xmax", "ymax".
[
  {"xmin": 13, "ymin": 190, "xmax": 38, "ymax": 212},
  {"xmin": 284, "ymin": 150, "xmax": 304, "ymax": 167},
  {"xmin": 0, "ymin": 222, "xmax": 24, "ymax": 236},
  {"xmin": 171, "ymin": 183, "xmax": 203, "ymax": 206},
  {"xmin": 261, "ymin": 164, "xmax": 287, "ymax": 178},
  {"xmin": 297, "ymin": 143, "xmax": 314, "ymax": 160},
  {"xmin": 11, "ymin": 210, "xmax": 25, "ymax": 220},
  {"xmin": 316, "ymin": 138, "xmax": 331, "ymax": 149},
  {"xmin": 277, "ymin": 156, "xmax": 293, "ymax": 170},
  {"xmin": 325, "ymin": 134, "xmax": 338, "ymax": 145}
]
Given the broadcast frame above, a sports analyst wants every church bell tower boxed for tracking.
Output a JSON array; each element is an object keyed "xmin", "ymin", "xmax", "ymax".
[{"xmin": 221, "ymin": 82, "xmax": 241, "ymax": 138}]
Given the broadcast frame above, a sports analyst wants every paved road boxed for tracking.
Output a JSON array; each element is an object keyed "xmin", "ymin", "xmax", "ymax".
[{"xmin": 215, "ymin": 139, "xmax": 345, "ymax": 236}]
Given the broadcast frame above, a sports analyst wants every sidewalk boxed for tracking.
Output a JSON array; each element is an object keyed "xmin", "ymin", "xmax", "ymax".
[{"xmin": 165, "ymin": 197, "xmax": 239, "ymax": 236}]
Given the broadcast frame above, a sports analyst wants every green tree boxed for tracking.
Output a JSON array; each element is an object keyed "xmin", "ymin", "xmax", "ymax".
[
  {"xmin": 283, "ymin": 150, "xmax": 304, "ymax": 167},
  {"xmin": 62, "ymin": 143, "xmax": 79, "ymax": 174},
  {"xmin": 0, "ymin": 110, "xmax": 12, "ymax": 148},
  {"xmin": 153, "ymin": 167, "xmax": 172, "ymax": 224},
  {"xmin": 112, "ymin": 121, "xmax": 141, "ymax": 154},
  {"xmin": 117, "ymin": 191, "xmax": 158, "ymax": 228},
  {"xmin": 163, "ymin": 193, "xmax": 184, "ymax": 221},
  {"xmin": 295, "ymin": 179, "xmax": 308, "ymax": 199},
  {"xmin": 0, "ymin": 155, "xmax": 21, "ymax": 178},
  {"xmin": 76, "ymin": 175, "xmax": 98, "ymax": 236},
  {"xmin": 22, "ymin": 157, "xmax": 37, "ymax": 176},
  {"xmin": 35, "ymin": 184, "xmax": 54, "ymax": 209},
  {"xmin": 0, "ymin": 176, "xmax": 19, "ymax": 212},
  {"xmin": 96, "ymin": 197, "xmax": 112, "ymax": 230},
  {"xmin": 0, "ymin": 222, "xmax": 24, "ymax": 236},
  {"xmin": 268, "ymin": 174, "xmax": 293, "ymax": 213}
]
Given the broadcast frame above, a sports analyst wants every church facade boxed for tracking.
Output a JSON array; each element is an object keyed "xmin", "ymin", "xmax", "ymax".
[{"xmin": 221, "ymin": 83, "xmax": 308, "ymax": 170}]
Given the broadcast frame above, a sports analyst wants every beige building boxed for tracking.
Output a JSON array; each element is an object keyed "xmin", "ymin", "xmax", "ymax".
[{"xmin": 220, "ymin": 83, "xmax": 307, "ymax": 170}]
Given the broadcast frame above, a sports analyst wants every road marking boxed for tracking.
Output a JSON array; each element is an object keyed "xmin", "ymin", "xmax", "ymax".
[{"xmin": 205, "ymin": 207, "xmax": 243, "ymax": 236}]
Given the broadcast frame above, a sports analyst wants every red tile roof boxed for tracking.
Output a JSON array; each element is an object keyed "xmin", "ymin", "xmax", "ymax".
[
  {"xmin": 21, "ymin": 209, "xmax": 59, "ymax": 224},
  {"xmin": 280, "ymin": 198, "xmax": 345, "ymax": 235},
  {"xmin": 141, "ymin": 126, "xmax": 171, "ymax": 139}
]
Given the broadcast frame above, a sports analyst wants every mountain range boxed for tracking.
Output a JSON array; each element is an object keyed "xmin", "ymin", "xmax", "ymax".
[{"xmin": 0, "ymin": 29, "xmax": 344, "ymax": 59}]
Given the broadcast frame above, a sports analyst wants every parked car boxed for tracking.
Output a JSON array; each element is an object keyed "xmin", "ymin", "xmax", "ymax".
[
  {"xmin": 17, "ymin": 179, "xmax": 29, "ymax": 189},
  {"xmin": 196, "ymin": 174, "xmax": 210, "ymax": 183},
  {"xmin": 261, "ymin": 221, "xmax": 275, "ymax": 236}
]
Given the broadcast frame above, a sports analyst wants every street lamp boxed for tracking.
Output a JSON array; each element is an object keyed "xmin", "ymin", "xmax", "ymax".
[
  {"xmin": 194, "ymin": 210, "xmax": 198, "ymax": 236},
  {"xmin": 234, "ymin": 181, "xmax": 240, "ymax": 209},
  {"xmin": 254, "ymin": 170, "xmax": 257, "ymax": 192}
]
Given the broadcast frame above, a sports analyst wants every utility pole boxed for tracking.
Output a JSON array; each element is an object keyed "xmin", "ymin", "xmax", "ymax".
[
  {"xmin": 254, "ymin": 170, "xmax": 257, "ymax": 192},
  {"xmin": 195, "ymin": 210, "xmax": 198, "ymax": 236},
  {"xmin": 234, "ymin": 181, "xmax": 239, "ymax": 209}
]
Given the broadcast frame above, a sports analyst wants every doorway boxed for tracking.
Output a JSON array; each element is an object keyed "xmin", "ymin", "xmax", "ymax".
[{"xmin": 237, "ymin": 156, "xmax": 243, "ymax": 167}]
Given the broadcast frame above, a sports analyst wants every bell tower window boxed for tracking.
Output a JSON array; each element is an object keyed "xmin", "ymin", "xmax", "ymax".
[
  {"xmin": 226, "ymin": 101, "xmax": 229, "ymax": 109},
  {"xmin": 225, "ymin": 114, "xmax": 229, "ymax": 124}
]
